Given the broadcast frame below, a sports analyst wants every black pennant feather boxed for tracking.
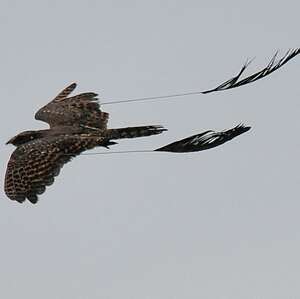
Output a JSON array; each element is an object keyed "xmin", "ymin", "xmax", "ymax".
[
  {"xmin": 155, "ymin": 124, "xmax": 251, "ymax": 153},
  {"xmin": 202, "ymin": 48, "xmax": 300, "ymax": 94}
]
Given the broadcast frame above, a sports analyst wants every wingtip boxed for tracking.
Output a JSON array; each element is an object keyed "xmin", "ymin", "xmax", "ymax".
[
  {"xmin": 69, "ymin": 82, "xmax": 77, "ymax": 88},
  {"xmin": 66, "ymin": 82, "xmax": 77, "ymax": 91}
]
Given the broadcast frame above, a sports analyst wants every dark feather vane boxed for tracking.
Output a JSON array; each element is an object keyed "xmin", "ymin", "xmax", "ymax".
[
  {"xmin": 202, "ymin": 48, "xmax": 300, "ymax": 94},
  {"xmin": 155, "ymin": 124, "xmax": 251, "ymax": 153}
]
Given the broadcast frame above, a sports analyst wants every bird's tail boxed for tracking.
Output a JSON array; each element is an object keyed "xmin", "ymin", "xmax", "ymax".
[{"xmin": 105, "ymin": 125, "xmax": 166, "ymax": 140}]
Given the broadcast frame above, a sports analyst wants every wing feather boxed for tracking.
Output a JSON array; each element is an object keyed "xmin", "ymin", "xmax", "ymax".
[
  {"xmin": 4, "ymin": 135, "xmax": 105, "ymax": 204},
  {"xmin": 53, "ymin": 82, "xmax": 77, "ymax": 102},
  {"xmin": 35, "ymin": 83, "xmax": 109, "ymax": 129}
]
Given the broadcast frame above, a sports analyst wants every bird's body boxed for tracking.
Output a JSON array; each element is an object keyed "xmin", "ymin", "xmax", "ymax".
[{"xmin": 5, "ymin": 83, "xmax": 166, "ymax": 204}]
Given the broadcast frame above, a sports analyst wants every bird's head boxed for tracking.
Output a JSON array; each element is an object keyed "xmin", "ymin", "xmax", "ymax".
[{"xmin": 6, "ymin": 130, "xmax": 44, "ymax": 146}]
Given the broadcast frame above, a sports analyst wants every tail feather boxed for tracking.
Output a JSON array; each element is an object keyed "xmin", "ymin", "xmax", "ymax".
[{"xmin": 106, "ymin": 125, "xmax": 166, "ymax": 140}]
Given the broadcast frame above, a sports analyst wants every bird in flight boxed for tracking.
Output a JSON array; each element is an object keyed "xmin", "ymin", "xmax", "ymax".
[
  {"xmin": 4, "ymin": 83, "xmax": 250, "ymax": 204},
  {"xmin": 5, "ymin": 49, "xmax": 299, "ymax": 204},
  {"xmin": 4, "ymin": 83, "xmax": 167, "ymax": 204}
]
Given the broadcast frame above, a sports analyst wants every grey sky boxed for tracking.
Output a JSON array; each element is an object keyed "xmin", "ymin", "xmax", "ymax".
[{"xmin": 1, "ymin": 1, "xmax": 300, "ymax": 298}]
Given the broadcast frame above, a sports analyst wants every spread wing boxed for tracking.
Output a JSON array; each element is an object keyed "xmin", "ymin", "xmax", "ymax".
[
  {"xmin": 35, "ymin": 83, "xmax": 109, "ymax": 129},
  {"xmin": 4, "ymin": 134, "xmax": 105, "ymax": 204},
  {"xmin": 155, "ymin": 124, "xmax": 250, "ymax": 152}
]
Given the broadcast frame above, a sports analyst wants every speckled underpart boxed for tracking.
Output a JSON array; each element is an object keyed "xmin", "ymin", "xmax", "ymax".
[{"xmin": 5, "ymin": 135, "xmax": 106, "ymax": 204}]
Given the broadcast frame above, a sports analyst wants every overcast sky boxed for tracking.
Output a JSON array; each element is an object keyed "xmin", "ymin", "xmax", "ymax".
[{"xmin": 1, "ymin": 1, "xmax": 300, "ymax": 298}]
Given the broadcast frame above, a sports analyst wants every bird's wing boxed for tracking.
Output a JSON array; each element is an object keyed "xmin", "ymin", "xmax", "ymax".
[
  {"xmin": 35, "ymin": 83, "xmax": 109, "ymax": 129},
  {"xmin": 4, "ymin": 134, "xmax": 105, "ymax": 204},
  {"xmin": 155, "ymin": 124, "xmax": 250, "ymax": 152}
]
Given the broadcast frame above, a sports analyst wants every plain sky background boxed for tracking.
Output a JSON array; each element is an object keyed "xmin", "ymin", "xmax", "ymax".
[{"xmin": 0, "ymin": 1, "xmax": 300, "ymax": 298}]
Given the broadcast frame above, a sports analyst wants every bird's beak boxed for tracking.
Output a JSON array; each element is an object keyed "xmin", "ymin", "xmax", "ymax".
[{"xmin": 6, "ymin": 138, "xmax": 13, "ymax": 145}]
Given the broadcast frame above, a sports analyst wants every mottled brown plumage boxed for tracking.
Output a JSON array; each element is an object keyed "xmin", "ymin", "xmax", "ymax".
[
  {"xmin": 5, "ymin": 83, "xmax": 166, "ymax": 204},
  {"xmin": 35, "ymin": 83, "xmax": 109, "ymax": 129}
]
